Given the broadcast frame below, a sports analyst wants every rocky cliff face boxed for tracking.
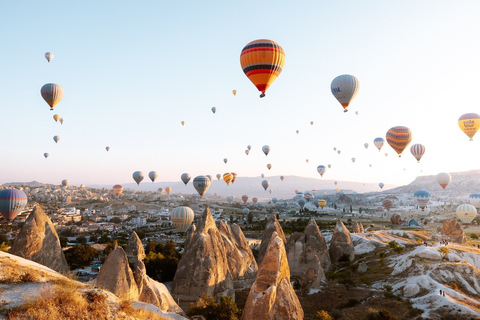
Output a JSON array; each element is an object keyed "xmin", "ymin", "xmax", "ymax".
[
  {"xmin": 242, "ymin": 231, "xmax": 304, "ymax": 320},
  {"xmin": 219, "ymin": 221, "xmax": 258, "ymax": 290},
  {"xmin": 9, "ymin": 205, "xmax": 68, "ymax": 273},
  {"xmin": 329, "ymin": 219, "xmax": 355, "ymax": 263},
  {"xmin": 257, "ymin": 214, "xmax": 287, "ymax": 266},
  {"xmin": 171, "ymin": 207, "xmax": 234, "ymax": 302},
  {"xmin": 286, "ymin": 219, "xmax": 330, "ymax": 289},
  {"xmin": 437, "ymin": 218, "xmax": 467, "ymax": 244}
]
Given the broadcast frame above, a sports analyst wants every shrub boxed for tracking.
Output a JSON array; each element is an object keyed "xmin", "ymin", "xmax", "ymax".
[
  {"xmin": 384, "ymin": 284, "xmax": 395, "ymax": 299},
  {"xmin": 366, "ymin": 308, "xmax": 398, "ymax": 320},
  {"xmin": 187, "ymin": 295, "xmax": 241, "ymax": 320},
  {"xmin": 316, "ymin": 310, "xmax": 334, "ymax": 320},
  {"xmin": 451, "ymin": 282, "xmax": 459, "ymax": 291},
  {"xmin": 361, "ymin": 276, "xmax": 372, "ymax": 286},
  {"xmin": 471, "ymin": 233, "xmax": 479, "ymax": 240},
  {"xmin": 339, "ymin": 299, "xmax": 360, "ymax": 308},
  {"xmin": 438, "ymin": 247, "xmax": 449, "ymax": 255},
  {"xmin": 388, "ymin": 241, "xmax": 403, "ymax": 254}
]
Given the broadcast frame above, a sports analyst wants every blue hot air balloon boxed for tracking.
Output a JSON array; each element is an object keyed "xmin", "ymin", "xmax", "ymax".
[{"xmin": 0, "ymin": 189, "xmax": 28, "ymax": 220}]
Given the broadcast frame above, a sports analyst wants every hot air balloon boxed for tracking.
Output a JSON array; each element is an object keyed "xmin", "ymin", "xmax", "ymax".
[
  {"xmin": 223, "ymin": 173, "xmax": 233, "ymax": 185},
  {"xmin": 458, "ymin": 113, "xmax": 480, "ymax": 141},
  {"xmin": 330, "ymin": 74, "xmax": 360, "ymax": 112},
  {"xmin": 379, "ymin": 182, "xmax": 384, "ymax": 189},
  {"xmin": 335, "ymin": 188, "xmax": 340, "ymax": 194},
  {"xmin": 364, "ymin": 143, "xmax": 369, "ymax": 149},
  {"xmin": 223, "ymin": 158, "xmax": 228, "ymax": 164},
  {"xmin": 252, "ymin": 197, "xmax": 258, "ymax": 204},
  {"xmin": 0, "ymin": 189, "xmax": 27, "ymax": 220},
  {"xmin": 410, "ymin": 144, "xmax": 426, "ymax": 163},
  {"xmin": 414, "ymin": 190, "xmax": 431, "ymax": 211},
  {"xmin": 242, "ymin": 195, "xmax": 249, "ymax": 203},
  {"xmin": 53, "ymin": 114, "xmax": 60, "ymax": 122},
  {"xmin": 272, "ymin": 197, "xmax": 278, "ymax": 204},
  {"xmin": 133, "ymin": 171, "xmax": 144, "ymax": 185},
  {"xmin": 59, "ymin": 118, "xmax": 65, "ymax": 125},
  {"xmin": 390, "ymin": 213, "xmax": 402, "ymax": 225},
  {"xmin": 61, "ymin": 179, "xmax": 69, "ymax": 187},
  {"xmin": 170, "ymin": 206, "xmax": 194, "ymax": 232},
  {"xmin": 294, "ymin": 190, "xmax": 299, "ymax": 194},
  {"xmin": 267, "ymin": 164, "xmax": 272, "ymax": 170},
  {"xmin": 193, "ymin": 175, "xmax": 211, "ymax": 197},
  {"xmin": 355, "ymin": 111, "xmax": 359, "ymax": 115},
  {"xmin": 44, "ymin": 153, "xmax": 49, "ymax": 158},
  {"xmin": 351, "ymin": 158, "xmax": 356, "ymax": 163},
  {"xmin": 206, "ymin": 175, "xmax": 213, "ymax": 182},
  {"xmin": 45, "ymin": 52, "xmax": 54, "ymax": 62},
  {"xmin": 240, "ymin": 39, "xmax": 285, "ymax": 98},
  {"xmin": 296, "ymin": 130, "xmax": 299, "ymax": 134},
  {"xmin": 310, "ymin": 121, "xmax": 314, "ymax": 125},
  {"xmin": 318, "ymin": 199, "xmax": 327, "ymax": 209},
  {"xmin": 158, "ymin": 188, "xmax": 164, "ymax": 194},
  {"xmin": 369, "ymin": 164, "xmax": 372, "ymax": 168},
  {"xmin": 456, "ymin": 204, "xmax": 477, "ymax": 224},
  {"xmin": 216, "ymin": 174, "xmax": 221, "ymax": 180},
  {"xmin": 469, "ymin": 194, "xmax": 480, "ymax": 209},
  {"xmin": 211, "ymin": 107, "xmax": 216, "ymax": 114},
  {"xmin": 181, "ymin": 173, "xmax": 191, "ymax": 186},
  {"xmin": 149, "ymin": 171, "xmax": 158, "ymax": 182},
  {"xmin": 385, "ymin": 153, "xmax": 388, "ymax": 157},
  {"xmin": 112, "ymin": 184, "xmax": 124, "ymax": 197},
  {"xmin": 436, "ymin": 172, "xmax": 451, "ymax": 189},
  {"xmin": 261, "ymin": 173, "xmax": 265, "ymax": 178},
  {"xmin": 317, "ymin": 165, "xmax": 326, "ymax": 177},
  {"xmin": 247, "ymin": 145, "xmax": 251, "ymax": 150},
  {"xmin": 328, "ymin": 164, "xmax": 331, "ymax": 169},
  {"xmin": 165, "ymin": 187, "xmax": 172, "ymax": 194},
  {"xmin": 333, "ymin": 147, "xmax": 337, "ymax": 151},
  {"xmin": 245, "ymin": 150, "xmax": 250, "ymax": 155},
  {"xmin": 41, "ymin": 83, "xmax": 64, "ymax": 110},
  {"xmin": 382, "ymin": 199, "xmax": 393, "ymax": 211},
  {"xmin": 298, "ymin": 198, "xmax": 306, "ymax": 209},
  {"xmin": 226, "ymin": 196, "xmax": 234, "ymax": 203},
  {"xmin": 53, "ymin": 135, "xmax": 60, "ymax": 143},
  {"xmin": 80, "ymin": 184, "xmax": 85, "ymax": 188},
  {"xmin": 386, "ymin": 126, "xmax": 412, "ymax": 157},
  {"xmin": 106, "ymin": 146, "xmax": 110, "ymax": 151},
  {"xmin": 306, "ymin": 159, "xmax": 309, "ymax": 163},
  {"xmin": 280, "ymin": 176, "xmax": 285, "ymax": 181},
  {"xmin": 231, "ymin": 172, "xmax": 238, "ymax": 184},
  {"xmin": 269, "ymin": 189, "xmax": 273, "ymax": 194},
  {"xmin": 181, "ymin": 121, "xmax": 185, "ymax": 126},
  {"xmin": 337, "ymin": 150, "xmax": 341, "ymax": 155},
  {"xmin": 261, "ymin": 180, "xmax": 270, "ymax": 190},
  {"xmin": 242, "ymin": 208, "xmax": 250, "ymax": 215},
  {"xmin": 262, "ymin": 145, "xmax": 270, "ymax": 156},
  {"xmin": 334, "ymin": 181, "xmax": 338, "ymax": 185},
  {"xmin": 232, "ymin": 90, "xmax": 237, "ymax": 96},
  {"xmin": 374, "ymin": 137, "xmax": 384, "ymax": 151}
]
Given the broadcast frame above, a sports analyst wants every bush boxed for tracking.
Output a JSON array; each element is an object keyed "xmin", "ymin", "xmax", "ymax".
[
  {"xmin": 187, "ymin": 295, "xmax": 241, "ymax": 320},
  {"xmin": 384, "ymin": 284, "xmax": 394, "ymax": 299},
  {"xmin": 470, "ymin": 233, "xmax": 479, "ymax": 240},
  {"xmin": 388, "ymin": 241, "xmax": 403, "ymax": 254},
  {"xmin": 316, "ymin": 310, "xmax": 334, "ymax": 320},
  {"xmin": 64, "ymin": 245, "xmax": 99, "ymax": 269},
  {"xmin": 339, "ymin": 299, "xmax": 359, "ymax": 308},
  {"xmin": 366, "ymin": 308, "xmax": 398, "ymax": 320}
]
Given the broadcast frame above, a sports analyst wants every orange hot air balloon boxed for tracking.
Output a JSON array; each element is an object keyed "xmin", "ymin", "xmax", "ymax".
[
  {"xmin": 165, "ymin": 187, "xmax": 172, "ymax": 194},
  {"xmin": 240, "ymin": 39, "xmax": 285, "ymax": 98},
  {"xmin": 295, "ymin": 189, "xmax": 299, "ymax": 194},
  {"xmin": 223, "ymin": 173, "xmax": 233, "ymax": 185},
  {"xmin": 112, "ymin": 184, "xmax": 124, "ymax": 197},
  {"xmin": 386, "ymin": 126, "xmax": 412, "ymax": 157},
  {"xmin": 181, "ymin": 121, "xmax": 185, "ymax": 126},
  {"xmin": 267, "ymin": 164, "xmax": 272, "ymax": 170}
]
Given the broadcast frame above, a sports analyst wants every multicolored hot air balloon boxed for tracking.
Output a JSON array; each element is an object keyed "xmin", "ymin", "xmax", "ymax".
[
  {"xmin": 112, "ymin": 184, "xmax": 124, "ymax": 197},
  {"xmin": 386, "ymin": 126, "xmax": 412, "ymax": 157},
  {"xmin": 165, "ymin": 187, "xmax": 172, "ymax": 194},
  {"xmin": 331, "ymin": 74, "xmax": 360, "ymax": 112},
  {"xmin": 211, "ymin": 107, "xmax": 216, "ymax": 114},
  {"xmin": 193, "ymin": 175, "xmax": 211, "ymax": 197},
  {"xmin": 53, "ymin": 114, "xmax": 60, "ymax": 122},
  {"xmin": 206, "ymin": 175, "xmax": 213, "ymax": 182},
  {"xmin": 44, "ymin": 153, "xmax": 49, "ymax": 158},
  {"xmin": 149, "ymin": 171, "xmax": 158, "ymax": 182},
  {"xmin": 45, "ymin": 52, "xmax": 54, "ymax": 62},
  {"xmin": 158, "ymin": 188, "xmax": 164, "ymax": 194},
  {"xmin": 61, "ymin": 179, "xmax": 69, "ymax": 187},
  {"xmin": 458, "ymin": 113, "xmax": 480, "ymax": 141},
  {"xmin": 318, "ymin": 199, "xmax": 327, "ymax": 209},
  {"xmin": 181, "ymin": 173, "xmax": 191, "ymax": 186},
  {"xmin": 317, "ymin": 165, "xmax": 326, "ymax": 177},
  {"xmin": 262, "ymin": 145, "xmax": 270, "ymax": 156},
  {"xmin": 410, "ymin": 144, "xmax": 426, "ymax": 163},
  {"xmin": 242, "ymin": 195, "xmax": 249, "ymax": 203},
  {"xmin": 390, "ymin": 213, "xmax": 402, "ymax": 225},
  {"xmin": 41, "ymin": 83, "xmax": 64, "ymax": 110},
  {"xmin": 170, "ymin": 206, "xmax": 194, "ymax": 232},
  {"xmin": 53, "ymin": 135, "xmax": 60, "ymax": 143},
  {"xmin": 0, "ymin": 189, "xmax": 27, "ymax": 220},
  {"xmin": 280, "ymin": 176, "xmax": 285, "ymax": 181},
  {"xmin": 261, "ymin": 180, "xmax": 270, "ymax": 190},
  {"xmin": 133, "ymin": 171, "xmax": 144, "ymax": 185},
  {"xmin": 223, "ymin": 173, "xmax": 233, "ymax": 185},
  {"xmin": 436, "ymin": 172, "xmax": 451, "ymax": 189},
  {"xmin": 240, "ymin": 39, "xmax": 285, "ymax": 98},
  {"xmin": 231, "ymin": 172, "xmax": 238, "ymax": 184},
  {"xmin": 267, "ymin": 164, "xmax": 272, "ymax": 170},
  {"xmin": 456, "ymin": 204, "xmax": 477, "ymax": 224},
  {"xmin": 382, "ymin": 199, "xmax": 393, "ymax": 211},
  {"xmin": 414, "ymin": 190, "xmax": 431, "ymax": 211},
  {"xmin": 106, "ymin": 146, "xmax": 110, "ymax": 151},
  {"xmin": 374, "ymin": 137, "xmax": 384, "ymax": 151}
]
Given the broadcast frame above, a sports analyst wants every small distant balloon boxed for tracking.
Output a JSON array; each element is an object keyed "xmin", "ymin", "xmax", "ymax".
[
  {"xmin": 331, "ymin": 74, "xmax": 360, "ymax": 112},
  {"xmin": 261, "ymin": 173, "xmax": 265, "ymax": 178},
  {"xmin": 232, "ymin": 90, "xmax": 237, "ymax": 96},
  {"xmin": 59, "ymin": 118, "xmax": 65, "ymax": 125},
  {"xmin": 374, "ymin": 137, "xmax": 384, "ymax": 151},
  {"xmin": 44, "ymin": 153, "xmax": 49, "ymax": 158},
  {"xmin": 337, "ymin": 150, "xmax": 341, "ymax": 155},
  {"xmin": 231, "ymin": 172, "xmax": 238, "ymax": 184},
  {"xmin": 386, "ymin": 126, "xmax": 412, "ymax": 157},
  {"xmin": 61, "ymin": 179, "xmax": 69, "ymax": 187},
  {"xmin": 181, "ymin": 121, "xmax": 185, "ymax": 126},
  {"xmin": 45, "ymin": 52, "xmax": 54, "ymax": 62},
  {"xmin": 458, "ymin": 113, "xmax": 480, "ymax": 141},
  {"xmin": 53, "ymin": 114, "xmax": 60, "ymax": 122},
  {"xmin": 224, "ymin": 158, "xmax": 228, "ymax": 164},
  {"xmin": 149, "ymin": 171, "xmax": 158, "ymax": 182},
  {"xmin": 364, "ymin": 143, "xmax": 369, "ymax": 149},
  {"xmin": 317, "ymin": 165, "xmax": 326, "ymax": 177},
  {"xmin": 181, "ymin": 173, "xmax": 191, "ymax": 186},
  {"xmin": 410, "ymin": 144, "xmax": 426, "ymax": 163},
  {"xmin": 223, "ymin": 173, "xmax": 233, "ymax": 185},
  {"xmin": 53, "ymin": 135, "xmax": 60, "ymax": 143},
  {"xmin": 379, "ymin": 182, "xmax": 384, "ymax": 189},
  {"xmin": 41, "ymin": 83, "xmax": 64, "ymax": 110},
  {"xmin": 133, "ymin": 171, "xmax": 144, "ymax": 185},
  {"xmin": 165, "ymin": 187, "xmax": 172, "ymax": 194},
  {"xmin": 211, "ymin": 107, "xmax": 216, "ymax": 114},
  {"xmin": 280, "ymin": 176, "xmax": 285, "ymax": 181},
  {"xmin": 193, "ymin": 175, "xmax": 211, "ymax": 197},
  {"xmin": 216, "ymin": 174, "xmax": 221, "ymax": 180},
  {"xmin": 306, "ymin": 159, "xmax": 309, "ymax": 163},
  {"xmin": 328, "ymin": 164, "xmax": 331, "ymax": 169},
  {"xmin": 245, "ymin": 150, "xmax": 250, "ymax": 155},
  {"xmin": 267, "ymin": 164, "xmax": 272, "ymax": 170},
  {"xmin": 351, "ymin": 158, "xmax": 356, "ymax": 163},
  {"xmin": 247, "ymin": 145, "xmax": 251, "ymax": 150},
  {"xmin": 261, "ymin": 180, "xmax": 270, "ymax": 190},
  {"xmin": 242, "ymin": 195, "xmax": 248, "ymax": 203},
  {"xmin": 262, "ymin": 145, "xmax": 270, "ymax": 156},
  {"xmin": 106, "ymin": 146, "xmax": 110, "ymax": 151},
  {"xmin": 296, "ymin": 130, "xmax": 299, "ymax": 134},
  {"xmin": 436, "ymin": 173, "xmax": 451, "ymax": 189},
  {"xmin": 252, "ymin": 197, "xmax": 258, "ymax": 204},
  {"xmin": 112, "ymin": 184, "xmax": 124, "ymax": 197}
]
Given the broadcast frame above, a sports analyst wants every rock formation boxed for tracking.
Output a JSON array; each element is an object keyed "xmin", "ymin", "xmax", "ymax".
[
  {"xmin": 219, "ymin": 221, "xmax": 258, "ymax": 290},
  {"xmin": 286, "ymin": 219, "xmax": 331, "ymax": 289},
  {"xmin": 96, "ymin": 247, "xmax": 139, "ymax": 300},
  {"xmin": 242, "ymin": 232, "xmax": 304, "ymax": 320},
  {"xmin": 126, "ymin": 231, "xmax": 145, "ymax": 269},
  {"xmin": 352, "ymin": 221, "xmax": 365, "ymax": 233},
  {"xmin": 437, "ymin": 218, "xmax": 466, "ymax": 244},
  {"xmin": 171, "ymin": 207, "xmax": 234, "ymax": 302},
  {"xmin": 257, "ymin": 214, "xmax": 287, "ymax": 266},
  {"xmin": 329, "ymin": 219, "xmax": 355, "ymax": 263},
  {"xmin": 10, "ymin": 205, "xmax": 68, "ymax": 273}
]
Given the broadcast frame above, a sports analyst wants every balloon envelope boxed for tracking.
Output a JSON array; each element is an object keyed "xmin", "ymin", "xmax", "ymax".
[
  {"xmin": 181, "ymin": 173, "xmax": 191, "ymax": 186},
  {"xmin": 45, "ymin": 52, "xmax": 54, "ymax": 62},
  {"xmin": 53, "ymin": 135, "xmax": 60, "ymax": 143},
  {"xmin": 44, "ymin": 153, "xmax": 49, "ymax": 158},
  {"xmin": 133, "ymin": 171, "xmax": 144, "ymax": 185},
  {"xmin": 170, "ymin": 206, "xmax": 194, "ymax": 232},
  {"xmin": 241, "ymin": 195, "xmax": 248, "ymax": 203},
  {"xmin": 374, "ymin": 137, "xmax": 384, "ymax": 151},
  {"xmin": 298, "ymin": 198, "xmax": 306, "ymax": 209},
  {"xmin": 261, "ymin": 180, "xmax": 270, "ymax": 190},
  {"xmin": 317, "ymin": 165, "xmax": 326, "ymax": 177},
  {"xmin": 382, "ymin": 199, "xmax": 393, "ymax": 211},
  {"xmin": 61, "ymin": 179, "xmax": 69, "ymax": 187},
  {"xmin": 148, "ymin": 171, "xmax": 158, "ymax": 182},
  {"xmin": 211, "ymin": 107, "xmax": 216, "ymax": 114},
  {"xmin": 262, "ymin": 145, "xmax": 270, "ymax": 156},
  {"xmin": 216, "ymin": 174, "xmax": 221, "ymax": 180},
  {"xmin": 223, "ymin": 158, "xmax": 228, "ymax": 164},
  {"xmin": 469, "ymin": 194, "xmax": 480, "ymax": 209},
  {"xmin": 165, "ymin": 187, "xmax": 172, "ymax": 194},
  {"xmin": 458, "ymin": 113, "xmax": 480, "ymax": 141},
  {"xmin": 331, "ymin": 74, "xmax": 360, "ymax": 111},
  {"xmin": 223, "ymin": 173, "xmax": 233, "ymax": 185},
  {"xmin": 193, "ymin": 175, "xmax": 211, "ymax": 197},
  {"xmin": 41, "ymin": 83, "xmax": 64, "ymax": 110},
  {"xmin": 267, "ymin": 164, "xmax": 272, "ymax": 170},
  {"xmin": 386, "ymin": 126, "xmax": 412, "ymax": 157},
  {"xmin": 252, "ymin": 197, "xmax": 258, "ymax": 203},
  {"xmin": 456, "ymin": 204, "xmax": 477, "ymax": 224},
  {"xmin": 410, "ymin": 144, "xmax": 426, "ymax": 162},
  {"xmin": 379, "ymin": 183, "xmax": 384, "ymax": 189},
  {"xmin": 53, "ymin": 114, "xmax": 60, "ymax": 122},
  {"xmin": 232, "ymin": 90, "xmax": 237, "ymax": 96},
  {"xmin": 318, "ymin": 199, "xmax": 327, "ymax": 209},
  {"xmin": 106, "ymin": 146, "xmax": 110, "ymax": 151},
  {"xmin": 0, "ymin": 189, "xmax": 27, "ymax": 220},
  {"xmin": 413, "ymin": 190, "xmax": 431, "ymax": 211},
  {"xmin": 112, "ymin": 184, "xmax": 124, "ymax": 197},
  {"xmin": 436, "ymin": 172, "xmax": 451, "ymax": 189},
  {"xmin": 390, "ymin": 213, "xmax": 402, "ymax": 225}
]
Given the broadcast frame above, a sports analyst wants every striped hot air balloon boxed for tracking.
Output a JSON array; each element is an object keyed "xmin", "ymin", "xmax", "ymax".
[
  {"xmin": 0, "ymin": 189, "xmax": 28, "ymax": 220},
  {"xmin": 469, "ymin": 194, "xmax": 480, "ymax": 209},
  {"xmin": 223, "ymin": 173, "xmax": 233, "ymax": 185},
  {"xmin": 331, "ymin": 74, "xmax": 360, "ymax": 112},
  {"xmin": 382, "ymin": 199, "xmax": 393, "ymax": 211},
  {"xmin": 386, "ymin": 126, "xmax": 412, "ymax": 157},
  {"xmin": 193, "ymin": 175, "xmax": 211, "ymax": 197},
  {"xmin": 413, "ymin": 190, "xmax": 431, "ymax": 211},
  {"xmin": 240, "ymin": 39, "xmax": 285, "ymax": 98},
  {"xmin": 41, "ymin": 83, "xmax": 64, "ymax": 110},
  {"xmin": 390, "ymin": 213, "xmax": 402, "ymax": 225},
  {"xmin": 170, "ymin": 206, "xmax": 194, "ymax": 232},
  {"xmin": 165, "ymin": 187, "xmax": 172, "ymax": 194},
  {"xmin": 456, "ymin": 204, "xmax": 477, "ymax": 224},
  {"xmin": 410, "ymin": 144, "xmax": 426, "ymax": 162},
  {"xmin": 458, "ymin": 113, "xmax": 480, "ymax": 141}
]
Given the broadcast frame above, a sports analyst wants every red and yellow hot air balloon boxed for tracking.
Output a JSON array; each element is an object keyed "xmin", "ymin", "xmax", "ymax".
[
  {"xmin": 240, "ymin": 39, "xmax": 285, "ymax": 98},
  {"xmin": 223, "ymin": 173, "xmax": 233, "ymax": 185},
  {"xmin": 165, "ymin": 187, "xmax": 172, "ymax": 194},
  {"xmin": 386, "ymin": 126, "xmax": 412, "ymax": 157},
  {"xmin": 231, "ymin": 172, "xmax": 238, "ymax": 184},
  {"xmin": 458, "ymin": 113, "xmax": 480, "ymax": 141},
  {"xmin": 112, "ymin": 184, "xmax": 124, "ymax": 197}
]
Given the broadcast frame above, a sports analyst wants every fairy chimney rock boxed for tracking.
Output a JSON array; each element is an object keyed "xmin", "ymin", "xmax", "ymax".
[
  {"xmin": 126, "ymin": 231, "xmax": 145, "ymax": 268},
  {"xmin": 329, "ymin": 219, "xmax": 355, "ymax": 263},
  {"xmin": 257, "ymin": 214, "xmax": 287, "ymax": 265}
]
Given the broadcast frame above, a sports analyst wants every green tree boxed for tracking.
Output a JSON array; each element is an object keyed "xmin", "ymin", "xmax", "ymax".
[
  {"xmin": 247, "ymin": 212, "xmax": 253, "ymax": 224},
  {"xmin": 349, "ymin": 205, "xmax": 353, "ymax": 213},
  {"xmin": 64, "ymin": 245, "xmax": 99, "ymax": 269},
  {"xmin": 187, "ymin": 295, "xmax": 241, "ymax": 320},
  {"xmin": 230, "ymin": 215, "xmax": 234, "ymax": 224},
  {"xmin": 359, "ymin": 207, "xmax": 363, "ymax": 214}
]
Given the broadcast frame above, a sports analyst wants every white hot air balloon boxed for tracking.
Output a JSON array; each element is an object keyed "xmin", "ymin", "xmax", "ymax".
[
  {"xmin": 456, "ymin": 204, "xmax": 477, "ymax": 224},
  {"xmin": 331, "ymin": 74, "xmax": 360, "ymax": 112},
  {"xmin": 436, "ymin": 172, "xmax": 451, "ymax": 189},
  {"xmin": 364, "ymin": 143, "xmax": 369, "ymax": 149},
  {"xmin": 262, "ymin": 145, "xmax": 270, "ymax": 156},
  {"xmin": 261, "ymin": 180, "xmax": 270, "ymax": 190},
  {"xmin": 45, "ymin": 52, "xmax": 54, "ymax": 62},
  {"xmin": 351, "ymin": 157, "xmax": 356, "ymax": 163}
]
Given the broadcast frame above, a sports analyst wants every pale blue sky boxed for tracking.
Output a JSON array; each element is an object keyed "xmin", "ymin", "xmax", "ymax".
[{"xmin": 1, "ymin": 1, "xmax": 480, "ymax": 189}]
